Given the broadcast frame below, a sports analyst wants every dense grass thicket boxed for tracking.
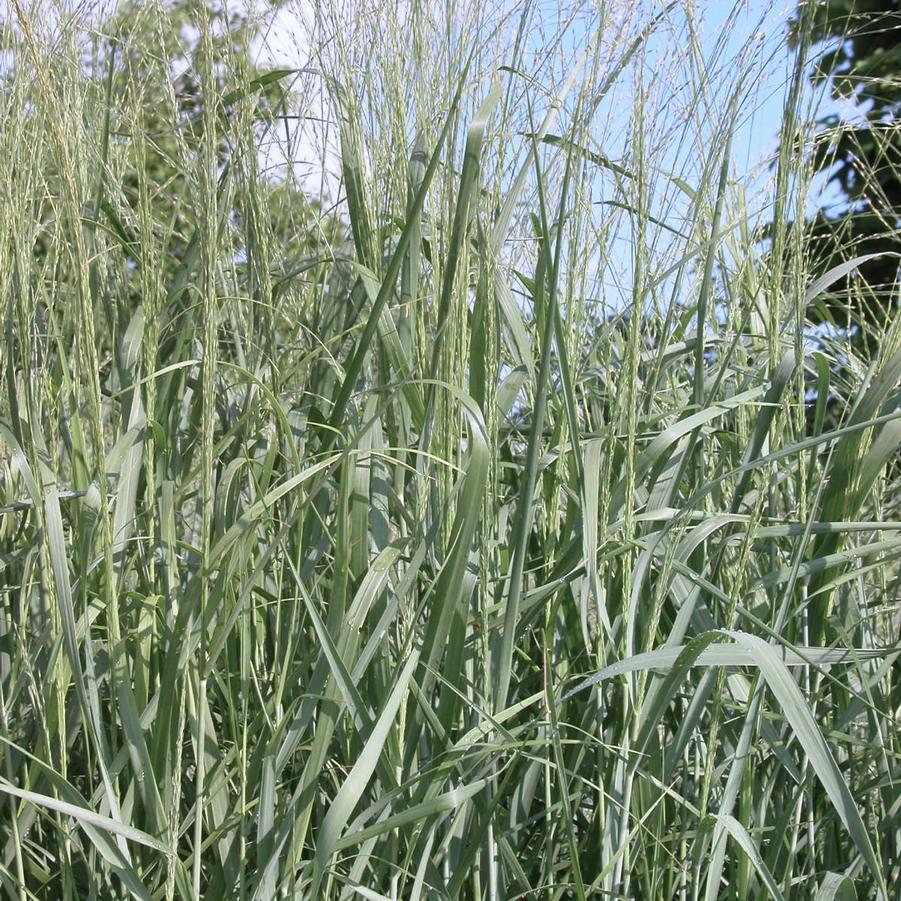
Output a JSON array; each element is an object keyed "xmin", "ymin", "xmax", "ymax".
[{"xmin": 1, "ymin": 0, "xmax": 899, "ymax": 897}]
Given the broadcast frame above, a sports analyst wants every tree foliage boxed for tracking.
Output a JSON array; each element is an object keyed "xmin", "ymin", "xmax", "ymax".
[{"xmin": 792, "ymin": 0, "xmax": 901, "ymax": 345}]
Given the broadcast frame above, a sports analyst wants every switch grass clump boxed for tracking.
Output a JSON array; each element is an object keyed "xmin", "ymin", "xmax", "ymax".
[{"xmin": 0, "ymin": 1, "xmax": 899, "ymax": 898}]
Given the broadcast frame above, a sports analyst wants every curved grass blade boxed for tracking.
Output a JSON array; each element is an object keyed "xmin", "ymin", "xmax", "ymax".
[{"xmin": 310, "ymin": 649, "xmax": 420, "ymax": 895}]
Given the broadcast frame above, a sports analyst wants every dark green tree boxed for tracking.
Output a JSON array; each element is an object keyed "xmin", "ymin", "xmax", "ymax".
[{"xmin": 791, "ymin": 0, "xmax": 900, "ymax": 347}]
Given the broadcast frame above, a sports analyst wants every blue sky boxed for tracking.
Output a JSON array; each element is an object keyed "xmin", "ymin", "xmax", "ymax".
[
  {"xmin": 255, "ymin": 0, "xmax": 852, "ymax": 211},
  {"xmin": 248, "ymin": 0, "xmax": 856, "ymax": 315},
  {"xmin": 252, "ymin": 0, "xmax": 806, "ymax": 194}
]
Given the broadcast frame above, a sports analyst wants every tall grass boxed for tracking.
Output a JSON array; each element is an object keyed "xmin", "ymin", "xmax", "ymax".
[{"xmin": 1, "ymin": 0, "xmax": 899, "ymax": 898}]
